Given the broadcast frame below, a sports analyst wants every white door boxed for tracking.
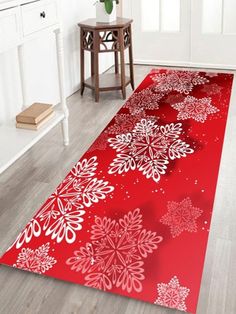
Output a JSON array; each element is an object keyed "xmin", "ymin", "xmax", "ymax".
[
  {"xmin": 126, "ymin": 0, "xmax": 191, "ymax": 64},
  {"xmin": 123, "ymin": 0, "xmax": 236, "ymax": 69},
  {"xmin": 191, "ymin": 0, "xmax": 236, "ymax": 68}
]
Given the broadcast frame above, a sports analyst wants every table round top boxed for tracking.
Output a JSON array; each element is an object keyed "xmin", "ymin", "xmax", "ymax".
[{"xmin": 78, "ymin": 18, "xmax": 133, "ymax": 30}]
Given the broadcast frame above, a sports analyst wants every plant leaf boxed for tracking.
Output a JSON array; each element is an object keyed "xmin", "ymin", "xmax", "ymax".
[{"xmin": 104, "ymin": 0, "xmax": 113, "ymax": 14}]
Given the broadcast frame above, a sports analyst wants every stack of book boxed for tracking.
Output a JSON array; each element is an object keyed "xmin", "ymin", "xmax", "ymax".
[{"xmin": 16, "ymin": 103, "xmax": 54, "ymax": 130}]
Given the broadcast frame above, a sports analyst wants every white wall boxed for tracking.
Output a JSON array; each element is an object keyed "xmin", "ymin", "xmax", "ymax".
[{"xmin": 0, "ymin": 0, "xmax": 114, "ymax": 123}]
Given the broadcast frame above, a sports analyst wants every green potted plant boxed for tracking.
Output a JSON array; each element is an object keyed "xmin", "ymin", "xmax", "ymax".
[{"xmin": 96, "ymin": 0, "xmax": 119, "ymax": 23}]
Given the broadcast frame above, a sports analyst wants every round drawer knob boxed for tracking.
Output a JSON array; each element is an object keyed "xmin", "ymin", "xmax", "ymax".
[{"xmin": 40, "ymin": 11, "xmax": 46, "ymax": 18}]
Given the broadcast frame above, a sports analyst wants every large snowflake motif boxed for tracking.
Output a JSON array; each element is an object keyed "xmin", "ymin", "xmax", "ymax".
[
  {"xmin": 171, "ymin": 96, "xmax": 219, "ymax": 123},
  {"xmin": 123, "ymin": 88, "xmax": 164, "ymax": 115},
  {"xmin": 12, "ymin": 157, "xmax": 114, "ymax": 248},
  {"xmin": 151, "ymin": 70, "xmax": 209, "ymax": 95},
  {"xmin": 154, "ymin": 276, "xmax": 190, "ymax": 311},
  {"xmin": 108, "ymin": 119, "xmax": 194, "ymax": 183},
  {"xmin": 66, "ymin": 208, "xmax": 163, "ymax": 293},
  {"xmin": 160, "ymin": 197, "xmax": 203, "ymax": 238},
  {"xmin": 13, "ymin": 243, "xmax": 57, "ymax": 274}
]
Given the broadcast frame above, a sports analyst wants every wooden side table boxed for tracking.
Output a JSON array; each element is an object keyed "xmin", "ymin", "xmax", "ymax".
[{"xmin": 78, "ymin": 18, "xmax": 134, "ymax": 102}]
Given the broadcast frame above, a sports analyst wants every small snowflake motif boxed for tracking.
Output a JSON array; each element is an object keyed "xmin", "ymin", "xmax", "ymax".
[
  {"xmin": 123, "ymin": 88, "xmax": 164, "ymax": 115},
  {"xmin": 171, "ymin": 96, "xmax": 219, "ymax": 123},
  {"xmin": 151, "ymin": 70, "xmax": 209, "ymax": 95},
  {"xmin": 108, "ymin": 119, "xmax": 194, "ymax": 183},
  {"xmin": 66, "ymin": 208, "xmax": 163, "ymax": 293},
  {"xmin": 154, "ymin": 276, "xmax": 190, "ymax": 312},
  {"xmin": 105, "ymin": 113, "xmax": 157, "ymax": 135},
  {"xmin": 11, "ymin": 157, "xmax": 114, "ymax": 248},
  {"xmin": 160, "ymin": 197, "xmax": 203, "ymax": 238},
  {"xmin": 13, "ymin": 243, "xmax": 57, "ymax": 274},
  {"xmin": 201, "ymin": 83, "xmax": 223, "ymax": 96}
]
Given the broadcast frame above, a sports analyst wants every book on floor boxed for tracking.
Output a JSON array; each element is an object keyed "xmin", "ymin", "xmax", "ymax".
[
  {"xmin": 16, "ymin": 103, "xmax": 53, "ymax": 125},
  {"xmin": 16, "ymin": 111, "xmax": 55, "ymax": 130}
]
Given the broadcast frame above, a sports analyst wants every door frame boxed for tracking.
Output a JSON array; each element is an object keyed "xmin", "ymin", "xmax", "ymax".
[{"xmin": 122, "ymin": 0, "xmax": 236, "ymax": 70}]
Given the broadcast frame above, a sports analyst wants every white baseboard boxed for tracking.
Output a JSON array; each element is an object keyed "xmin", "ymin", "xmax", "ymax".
[{"xmin": 134, "ymin": 59, "xmax": 236, "ymax": 72}]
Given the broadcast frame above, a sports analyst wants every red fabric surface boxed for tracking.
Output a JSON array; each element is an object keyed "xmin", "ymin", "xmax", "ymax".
[{"xmin": 0, "ymin": 69, "xmax": 233, "ymax": 313}]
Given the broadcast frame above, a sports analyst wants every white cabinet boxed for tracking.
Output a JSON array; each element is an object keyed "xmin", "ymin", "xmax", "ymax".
[
  {"xmin": 0, "ymin": 0, "xmax": 69, "ymax": 174},
  {"xmin": 0, "ymin": 7, "xmax": 20, "ymax": 51}
]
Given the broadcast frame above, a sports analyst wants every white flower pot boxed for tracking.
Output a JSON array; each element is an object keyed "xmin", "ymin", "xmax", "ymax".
[{"xmin": 96, "ymin": 2, "xmax": 117, "ymax": 23}]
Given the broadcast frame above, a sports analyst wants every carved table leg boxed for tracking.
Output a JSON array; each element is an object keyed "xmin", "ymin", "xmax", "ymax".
[
  {"xmin": 80, "ymin": 28, "xmax": 85, "ymax": 96},
  {"xmin": 91, "ymin": 51, "xmax": 95, "ymax": 76},
  {"xmin": 94, "ymin": 31, "xmax": 100, "ymax": 103},
  {"xmin": 119, "ymin": 28, "xmax": 126, "ymax": 100},
  {"xmin": 114, "ymin": 50, "xmax": 119, "ymax": 74}
]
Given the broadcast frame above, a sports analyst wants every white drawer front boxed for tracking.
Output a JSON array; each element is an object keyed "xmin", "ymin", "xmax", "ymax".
[
  {"xmin": 0, "ymin": 7, "xmax": 20, "ymax": 52},
  {"xmin": 21, "ymin": 0, "xmax": 58, "ymax": 36}
]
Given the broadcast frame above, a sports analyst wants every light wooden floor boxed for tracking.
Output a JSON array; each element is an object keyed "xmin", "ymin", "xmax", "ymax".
[{"xmin": 0, "ymin": 65, "xmax": 236, "ymax": 314}]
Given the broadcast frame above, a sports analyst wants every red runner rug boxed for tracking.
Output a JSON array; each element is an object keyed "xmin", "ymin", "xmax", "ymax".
[{"xmin": 0, "ymin": 69, "xmax": 234, "ymax": 313}]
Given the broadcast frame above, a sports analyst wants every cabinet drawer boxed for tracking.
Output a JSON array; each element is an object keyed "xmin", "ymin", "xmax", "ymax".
[
  {"xmin": 0, "ymin": 7, "xmax": 20, "ymax": 52},
  {"xmin": 21, "ymin": 0, "xmax": 58, "ymax": 36}
]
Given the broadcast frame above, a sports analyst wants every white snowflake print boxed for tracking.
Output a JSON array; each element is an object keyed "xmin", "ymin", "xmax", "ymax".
[
  {"xmin": 154, "ymin": 276, "xmax": 190, "ymax": 312},
  {"xmin": 13, "ymin": 243, "xmax": 57, "ymax": 274},
  {"xmin": 106, "ymin": 113, "xmax": 157, "ymax": 135},
  {"xmin": 66, "ymin": 208, "xmax": 163, "ymax": 293},
  {"xmin": 12, "ymin": 157, "xmax": 114, "ymax": 248},
  {"xmin": 108, "ymin": 119, "xmax": 194, "ymax": 183},
  {"xmin": 35, "ymin": 156, "xmax": 114, "ymax": 244},
  {"xmin": 89, "ymin": 113, "xmax": 157, "ymax": 153},
  {"xmin": 7, "ymin": 219, "xmax": 41, "ymax": 251},
  {"xmin": 123, "ymin": 88, "xmax": 164, "ymax": 115},
  {"xmin": 171, "ymin": 96, "xmax": 219, "ymax": 123},
  {"xmin": 160, "ymin": 197, "xmax": 203, "ymax": 238},
  {"xmin": 151, "ymin": 70, "xmax": 209, "ymax": 95}
]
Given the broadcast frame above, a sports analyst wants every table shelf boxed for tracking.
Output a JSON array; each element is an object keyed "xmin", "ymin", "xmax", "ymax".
[{"xmin": 84, "ymin": 73, "xmax": 131, "ymax": 92}]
